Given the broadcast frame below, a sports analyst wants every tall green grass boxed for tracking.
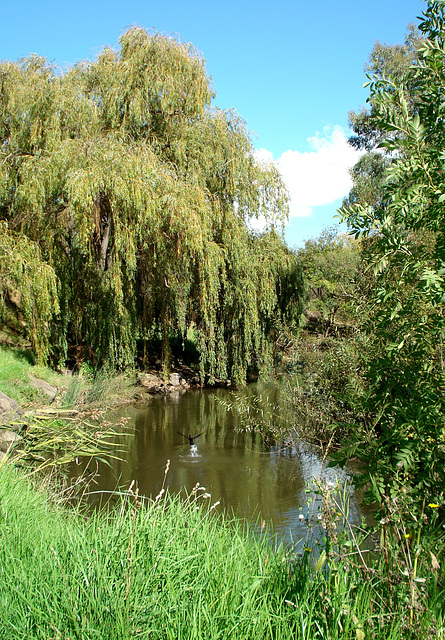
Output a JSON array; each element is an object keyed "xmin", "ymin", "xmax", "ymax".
[
  {"xmin": 0, "ymin": 463, "xmax": 442, "ymax": 639},
  {"xmin": 61, "ymin": 367, "xmax": 136, "ymax": 411}
]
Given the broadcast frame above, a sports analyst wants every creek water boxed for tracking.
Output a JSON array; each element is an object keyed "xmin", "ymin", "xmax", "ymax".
[{"xmin": 69, "ymin": 382, "xmax": 365, "ymax": 543}]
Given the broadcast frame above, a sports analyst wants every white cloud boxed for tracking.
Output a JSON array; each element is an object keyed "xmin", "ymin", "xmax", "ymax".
[{"xmin": 256, "ymin": 125, "xmax": 362, "ymax": 220}]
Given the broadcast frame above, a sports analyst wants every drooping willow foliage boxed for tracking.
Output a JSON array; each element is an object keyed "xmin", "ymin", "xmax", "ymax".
[{"xmin": 0, "ymin": 28, "xmax": 302, "ymax": 383}]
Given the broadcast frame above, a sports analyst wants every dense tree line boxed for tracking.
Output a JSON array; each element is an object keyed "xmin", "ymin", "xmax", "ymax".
[{"xmin": 0, "ymin": 28, "xmax": 302, "ymax": 383}]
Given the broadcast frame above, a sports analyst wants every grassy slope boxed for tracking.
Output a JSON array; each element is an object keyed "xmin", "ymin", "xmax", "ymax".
[
  {"xmin": 0, "ymin": 344, "xmax": 135, "ymax": 412},
  {"xmin": 0, "ymin": 464, "xmax": 440, "ymax": 640},
  {"xmin": 0, "ymin": 344, "xmax": 65, "ymax": 406}
]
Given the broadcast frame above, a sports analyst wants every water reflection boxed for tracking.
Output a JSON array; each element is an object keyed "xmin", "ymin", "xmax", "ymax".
[{"xmin": 69, "ymin": 383, "xmax": 364, "ymax": 542}]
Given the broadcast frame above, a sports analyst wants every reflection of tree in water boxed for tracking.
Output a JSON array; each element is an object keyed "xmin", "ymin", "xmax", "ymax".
[{"xmin": 67, "ymin": 384, "xmax": 331, "ymax": 534}]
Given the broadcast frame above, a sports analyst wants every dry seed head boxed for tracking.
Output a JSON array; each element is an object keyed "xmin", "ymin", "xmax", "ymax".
[{"xmin": 155, "ymin": 488, "xmax": 165, "ymax": 502}]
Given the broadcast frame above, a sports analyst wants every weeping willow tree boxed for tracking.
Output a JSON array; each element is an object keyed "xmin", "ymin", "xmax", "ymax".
[{"xmin": 0, "ymin": 28, "xmax": 302, "ymax": 383}]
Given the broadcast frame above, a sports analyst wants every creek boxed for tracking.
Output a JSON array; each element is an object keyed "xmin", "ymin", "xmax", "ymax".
[{"xmin": 69, "ymin": 382, "xmax": 366, "ymax": 543}]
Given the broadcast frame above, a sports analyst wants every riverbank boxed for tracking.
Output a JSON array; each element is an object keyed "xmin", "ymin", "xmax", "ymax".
[
  {"xmin": 1, "ymin": 346, "xmax": 444, "ymax": 638},
  {"xmin": 0, "ymin": 341, "xmax": 214, "ymax": 423},
  {"xmin": 1, "ymin": 462, "xmax": 441, "ymax": 640}
]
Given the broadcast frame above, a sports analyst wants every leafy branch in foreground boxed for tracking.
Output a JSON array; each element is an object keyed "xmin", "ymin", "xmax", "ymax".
[{"xmin": 337, "ymin": 0, "xmax": 445, "ymax": 525}]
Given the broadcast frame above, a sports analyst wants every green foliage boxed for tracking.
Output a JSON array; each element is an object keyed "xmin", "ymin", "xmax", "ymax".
[
  {"xmin": 297, "ymin": 227, "xmax": 360, "ymax": 335},
  {"xmin": 266, "ymin": 227, "xmax": 368, "ymax": 449},
  {"xmin": 0, "ymin": 223, "xmax": 59, "ymax": 364},
  {"xmin": 0, "ymin": 343, "xmax": 136, "ymax": 412},
  {"xmin": 342, "ymin": 151, "xmax": 390, "ymax": 210},
  {"xmin": 0, "ymin": 28, "xmax": 299, "ymax": 383},
  {"xmin": 338, "ymin": 0, "xmax": 445, "ymax": 525},
  {"xmin": 0, "ymin": 463, "xmax": 442, "ymax": 639},
  {"xmin": 286, "ymin": 334, "xmax": 367, "ymax": 448},
  {"xmin": 347, "ymin": 23, "xmax": 423, "ymax": 153},
  {"xmin": 345, "ymin": 23, "xmax": 424, "ymax": 224},
  {"xmin": 302, "ymin": 476, "xmax": 445, "ymax": 635}
]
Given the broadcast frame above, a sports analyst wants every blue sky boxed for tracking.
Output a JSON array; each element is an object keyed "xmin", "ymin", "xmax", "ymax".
[{"xmin": 1, "ymin": 0, "xmax": 426, "ymax": 247}]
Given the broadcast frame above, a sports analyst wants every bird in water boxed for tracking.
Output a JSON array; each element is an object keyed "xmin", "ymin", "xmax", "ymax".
[{"xmin": 178, "ymin": 432, "xmax": 204, "ymax": 446}]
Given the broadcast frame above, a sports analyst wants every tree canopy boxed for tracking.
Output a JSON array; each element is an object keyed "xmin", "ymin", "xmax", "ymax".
[
  {"xmin": 343, "ymin": 24, "xmax": 424, "ymax": 211},
  {"xmin": 296, "ymin": 228, "xmax": 360, "ymax": 336},
  {"xmin": 0, "ymin": 28, "xmax": 301, "ymax": 383}
]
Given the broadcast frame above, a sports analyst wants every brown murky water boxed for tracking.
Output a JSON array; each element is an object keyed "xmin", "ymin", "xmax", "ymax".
[{"xmin": 69, "ymin": 382, "xmax": 365, "ymax": 542}]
